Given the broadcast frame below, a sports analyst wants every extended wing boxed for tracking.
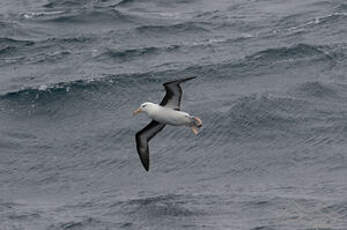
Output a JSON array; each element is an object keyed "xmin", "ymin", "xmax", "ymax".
[
  {"xmin": 135, "ymin": 120, "xmax": 166, "ymax": 171},
  {"xmin": 159, "ymin": 76, "xmax": 196, "ymax": 110}
]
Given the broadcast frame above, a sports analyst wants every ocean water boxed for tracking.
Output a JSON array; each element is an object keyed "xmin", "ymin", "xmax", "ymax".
[{"xmin": 1, "ymin": 0, "xmax": 347, "ymax": 229}]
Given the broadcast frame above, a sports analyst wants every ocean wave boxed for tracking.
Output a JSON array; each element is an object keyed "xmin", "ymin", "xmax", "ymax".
[
  {"xmin": 50, "ymin": 217, "xmax": 105, "ymax": 230},
  {"xmin": 0, "ymin": 202, "xmax": 23, "ymax": 215},
  {"xmin": 46, "ymin": 36, "xmax": 93, "ymax": 44},
  {"xmin": 0, "ymin": 20, "xmax": 34, "ymax": 38},
  {"xmin": 315, "ymin": 12, "xmax": 347, "ymax": 25},
  {"xmin": 43, "ymin": 0, "xmax": 91, "ymax": 8},
  {"xmin": 115, "ymin": 0, "xmax": 135, "ymax": 7},
  {"xmin": 276, "ymin": 12, "xmax": 309, "ymax": 29},
  {"xmin": 22, "ymin": 10, "xmax": 66, "ymax": 19},
  {"xmin": 0, "ymin": 46, "xmax": 14, "ymax": 55},
  {"xmin": 249, "ymin": 226, "xmax": 276, "ymax": 230},
  {"xmin": 227, "ymin": 95, "xmax": 303, "ymax": 130},
  {"xmin": 194, "ymin": 10, "xmax": 221, "ymax": 19},
  {"xmin": 320, "ymin": 202, "xmax": 347, "ymax": 219},
  {"xmin": 0, "ymin": 37, "xmax": 35, "ymax": 55},
  {"xmin": 24, "ymin": 8, "xmax": 135, "ymax": 24},
  {"xmin": 197, "ymin": 94, "xmax": 308, "ymax": 147},
  {"xmin": 275, "ymin": 11, "xmax": 347, "ymax": 37},
  {"xmin": 0, "ymin": 78, "xmax": 108, "ymax": 103},
  {"xmin": 95, "ymin": 45, "xmax": 180, "ymax": 63},
  {"xmin": 0, "ymin": 49, "xmax": 70, "ymax": 66},
  {"xmin": 2, "ymin": 35, "xmax": 93, "ymax": 48},
  {"xmin": 0, "ymin": 35, "xmax": 93, "ymax": 65},
  {"xmin": 1, "ymin": 0, "xmax": 347, "ymax": 229},
  {"xmin": 115, "ymin": 0, "xmax": 195, "ymax": 8},
  {"xmin": 0, "ymin": 37, "xmax": 34, "ymax": 46},
  {"xmin": 246, "ymin": 43, "xmax": 331, "ymax": 63},
  {"xmin": 336, "ymin": 3, "xmax": 347, "ymax": 11},
  {"xmin": 135, "ymin": 21, "xmax": 210, "ymax": 34},
  {"xmin": 291, "ymin": 81, "xmax": 340, "ymax": 99},
  {"xmin": 0, "ymin": 72, "xmax": 157, "ymax": 104},
  {"xmin": 0, "ymin": 38, "xmax": 35, "ymax": 59},
  {"xmin": 1, "ymin": 42, "xmax": 337, "ymax": 100},
  {"xmin": 215, "ymin": 43, "xmax": 339, "ymax": 76},
  {"xmin": 7, "ymin": 212, "xmax": 41, "ymax": 221},
  {"xmin": 115, "ymin": 194, "xmax": 203, "ymax": 217}
]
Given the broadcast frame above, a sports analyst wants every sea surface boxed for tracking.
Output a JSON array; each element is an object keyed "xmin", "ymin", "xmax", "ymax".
[{"xmin": 1, "ymin": 0, "xmax": 347, "ymax": 229}]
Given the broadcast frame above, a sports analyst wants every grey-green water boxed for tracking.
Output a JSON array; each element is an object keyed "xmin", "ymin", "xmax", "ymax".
[{"xmin": 1, "ymin": 0, "xmax": 347, "ymax": 229}]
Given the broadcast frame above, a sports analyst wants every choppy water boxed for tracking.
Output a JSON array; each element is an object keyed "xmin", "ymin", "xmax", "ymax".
[{"xmin": 1, "ymin": 0, "xmax": 347, "ymax": 229}]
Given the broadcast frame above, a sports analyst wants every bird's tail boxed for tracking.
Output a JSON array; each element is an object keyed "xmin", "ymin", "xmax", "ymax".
[
  {"xmin": 192, "ymin": 116, "xmax": 202, "ymax": 128},
  {"xmin": 191, "ymin": 116, "xmax": 202, "ymax": 135}
]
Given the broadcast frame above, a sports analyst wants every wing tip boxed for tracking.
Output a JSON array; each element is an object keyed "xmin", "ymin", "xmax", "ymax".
[
  {"xmin": 135, "ymin": 131, "xmax": 151, "ymax": 172},
  {"xmin": 183, "ymin": 76, "xmax": 197, "ymax": 81},
  {"xmin": 139, "ymin": 152, "xmax": 149, "ymax": 172},
  {"xmin": 143, "ymin": 164, "xmax": 150, "ymax": 171},
  {"xmin": 136, "ymin": 147, "xmax": 150, "ymax": 172},
  {"xmin": 163, "ymin": 76, "xmax": 197, "ymax": 86}
]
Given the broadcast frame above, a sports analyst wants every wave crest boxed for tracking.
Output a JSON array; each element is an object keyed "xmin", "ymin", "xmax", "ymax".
[
  {"xmin": 247, "ymin": 44, "xmax": 329, "ymax": 62},
  {"xmin": 136, "ymin": 22, "xmax": 210, "ymax": 34},
  {"xmin": 292, "ymin": 81, "xmax": 339, "ymax": 98},
  {"xmin": 95, "ymin": 45, "xmax": 179, "ymax": 63}
]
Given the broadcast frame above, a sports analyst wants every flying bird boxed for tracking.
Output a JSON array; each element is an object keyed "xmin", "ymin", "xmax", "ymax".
[{"xmin": 133, "ymin": 77, "xmax": 202, "ymax": 171}]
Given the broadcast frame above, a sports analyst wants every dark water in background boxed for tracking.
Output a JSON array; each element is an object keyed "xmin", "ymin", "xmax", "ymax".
[{"xmin": 1, "ymin": 0, "xmax": 347, "ymax": 229}]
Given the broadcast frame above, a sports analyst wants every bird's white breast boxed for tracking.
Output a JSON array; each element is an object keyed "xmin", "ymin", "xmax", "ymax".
[{"xmin": 148, "ymin": 105, "xmax": 191, "ymax": 126}]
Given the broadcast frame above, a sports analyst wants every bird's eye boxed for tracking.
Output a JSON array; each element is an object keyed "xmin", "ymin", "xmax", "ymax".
[{"xmin": 143, "ymin": 105, "xmax": 147, "ymax": 108}]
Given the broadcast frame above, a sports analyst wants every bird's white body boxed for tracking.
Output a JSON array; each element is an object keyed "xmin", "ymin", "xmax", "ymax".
[{"xmin": 141, "ymin": 103, "xmax": 192, "ymax": 126}]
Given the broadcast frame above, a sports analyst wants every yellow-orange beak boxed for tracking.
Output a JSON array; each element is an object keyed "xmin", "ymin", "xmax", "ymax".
[{"xmin": 133, "ymin": 107, "xmax": 142, "ymax": 116}]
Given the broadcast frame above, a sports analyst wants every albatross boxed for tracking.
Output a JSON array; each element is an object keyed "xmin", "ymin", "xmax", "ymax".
[{"xmin": 133, "ymin": 77, "xmax": 202, "ymax": 171}]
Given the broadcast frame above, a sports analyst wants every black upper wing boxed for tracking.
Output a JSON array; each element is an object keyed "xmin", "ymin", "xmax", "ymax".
[
  {"xmin": 135, "ymin": 120, "xmax": 166, "ymax": 171},
  {"xmin": 159, "ymin": 77, "xmax": 196, "ymax": 110}
]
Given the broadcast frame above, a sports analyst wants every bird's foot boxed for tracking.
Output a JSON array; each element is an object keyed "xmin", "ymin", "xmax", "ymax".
[{"xmin": 191, "ymin": 126, "xmax": 199, "ymax": 135}]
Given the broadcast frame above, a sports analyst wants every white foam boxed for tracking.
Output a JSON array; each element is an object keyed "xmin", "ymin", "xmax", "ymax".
[{"xmin": 38, "ymin": 84, "xmax": 48, "ymax": 91}]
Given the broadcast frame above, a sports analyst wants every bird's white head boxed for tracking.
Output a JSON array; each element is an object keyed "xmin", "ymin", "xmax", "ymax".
[{"xmin": 133, "ymin": 102, "xmax": 156, "ymax": 116}]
